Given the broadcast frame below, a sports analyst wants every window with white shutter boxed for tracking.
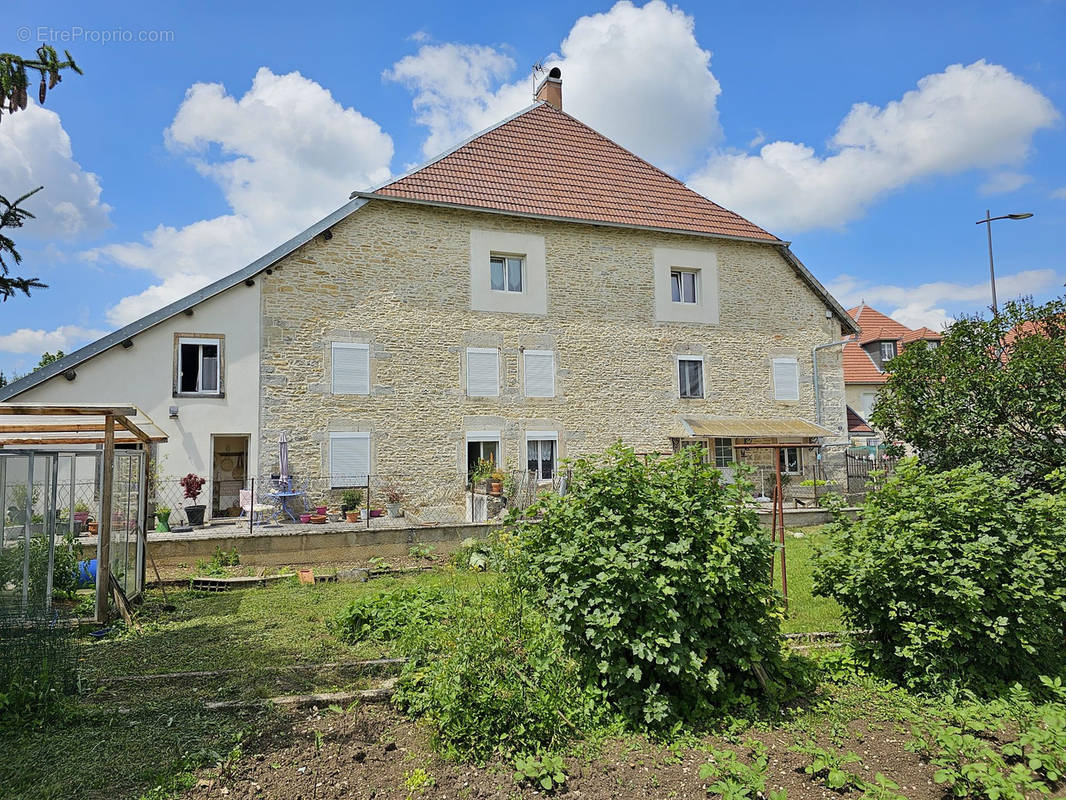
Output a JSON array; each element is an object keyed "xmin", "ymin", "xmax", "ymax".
[
  {"xmin": 331, "ymin": 343, "xmax": 370, "ymax": 395},
  {"xmin": 523, "ymin": 350, "xmax": 554, "ymax": 398},
  {"xmin": 773, "ymin": 357, "xmax": 800, "ymax": 401},
  {"xmin": 329, "ymin": 433, "xmax": 370, "ymax": 488},
  {"xmin": 466, "ymin": 348, "xmax": 499, "ymax": 397}
]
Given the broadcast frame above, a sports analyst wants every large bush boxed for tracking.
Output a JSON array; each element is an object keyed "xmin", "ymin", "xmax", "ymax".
[
  {"xmin": 814, "ymin": 459, "xmax": 1066, "ymax": 692},
  {"xmin": 508, "ymin": 443, "xmax": 784, "ymax": 727}
]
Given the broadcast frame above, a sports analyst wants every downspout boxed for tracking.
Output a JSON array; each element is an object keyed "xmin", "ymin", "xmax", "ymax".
[{"xmin": 812, "ymin": 339, "xmax": 850, "ymax": 426}]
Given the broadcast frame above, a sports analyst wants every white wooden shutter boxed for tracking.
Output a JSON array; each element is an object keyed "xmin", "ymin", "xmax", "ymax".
[
  {"xmin": 332, "ymin": 343, "xmax": 370, "ymax": 395},
  {"xmin": 773, "ymin": 357, "xmax": 800, "ymax": 401},
  {"xmin": 466, "ymin": 348, "xmax": 499, "ymax": 397},
  {"xmin": 523, "ymin": 350, "xmax": 554, "ymax": 397},
  {"xmin": 329, "ymin": 433, "xmax": 370, "ymax": 487}
]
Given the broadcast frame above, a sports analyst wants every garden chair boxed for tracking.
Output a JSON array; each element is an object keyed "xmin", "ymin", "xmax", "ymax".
[{"xmin": 238, "ymin": 489, "xmax": 275, "ymax": 526}]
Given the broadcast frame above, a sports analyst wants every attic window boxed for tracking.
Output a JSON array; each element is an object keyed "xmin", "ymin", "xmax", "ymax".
[
  {"xmin": 175, "ymin": 335, "xmax": 224, "ymax": 396},
  {"xmin": 880, "ymin": 341, "xmax": 897, "ymax": 361}
]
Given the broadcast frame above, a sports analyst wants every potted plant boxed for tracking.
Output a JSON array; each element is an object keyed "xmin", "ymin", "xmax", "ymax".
[
  {"xmin": 341, "ymin": 489, "xmax": 363, "ymax": 523},
  {"xmin": 470, "ymin": 458, "xmax": 494, "ymax": 492},
  {"xmin": 73, "ymin": 501, "xmax": 90, "ymax": 525},
  {"xmin": 155, "ymin": 506, "xmax": 171, "ymax": 532},
  {"xmin": 383, "ymin": 485, "xmax": 405, "ymax": 518},
  {"xmin": 490, "ymin": 469, "xmax": 505, "ymax": 496},
  {"xmin": 180, "ymin": 473, "xmax": 208, "ymax": 526}
]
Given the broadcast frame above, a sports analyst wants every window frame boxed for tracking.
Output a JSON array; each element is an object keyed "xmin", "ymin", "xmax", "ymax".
[
  {"xmin": 713, "ymin": 437, "xmax": 734, "ymax": 468},
  {"xmin": 466, "ymin": 347, "xmax": 500, "ymax": 398},
  {"xmin": 173, "ymin": 334, "xmax": 225, "ymax": 397},
  {"xmin": 677, "ymin": 355, "xmax": 704, "ymax": 399},
  {"xmin": 331, "ymin": 342, "xmax": 370, "ymax": 395},
  {"xmin": 526, "ymin": 431, "xmax": 558, "ymax": 482},
  {"xmin": 779, "ymin": 446, "xmax": 801, "ymax": 475},
  {"xmin": 489, "ymin": 253, "xmax": 525, "ymax": 294},
  {"xmin": 328, "ymin": 432, "xmax": 371, "ymax": 489},
  {"xmin": 522, "ymin": 349, "xmax": 555, "ymax": 398},
  {"xmin": 880, "ymin": 341, "xmax": 897, "ymax": 362},
  {"xmin": 772, "ymin": 356, "xmax": 800, "ymax": 402},
  {"xmin": 465, "ymin": 430, "xmax": 501, "ymax": 478},
  {"xmin": 670, "ymin": 268, "xmax": 699, "ymax": 304}
]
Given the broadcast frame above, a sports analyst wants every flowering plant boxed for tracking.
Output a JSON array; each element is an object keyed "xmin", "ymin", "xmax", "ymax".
[{"xmin": 180, "ymin": 473, "xmax": 207, "ymax": 504}]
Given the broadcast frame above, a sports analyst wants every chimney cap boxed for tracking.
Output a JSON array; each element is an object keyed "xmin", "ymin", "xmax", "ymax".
[{"xmin": 535, "ymin": 67, "xmax": 562, "ymax": 110}]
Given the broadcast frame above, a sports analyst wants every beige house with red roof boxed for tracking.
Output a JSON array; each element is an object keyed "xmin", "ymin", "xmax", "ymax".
[
  {"xmin": 844, "ymin": 304, "xmax": 941, "ymax": 444},
  {"xmin": 4, "ymin": 70, "xmax": 859, "ymax": 520}
]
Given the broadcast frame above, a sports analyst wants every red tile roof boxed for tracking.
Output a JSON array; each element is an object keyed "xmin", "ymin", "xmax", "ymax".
[
  {"xmin": 844, "ymin": 305, "xmax": 943, "ymax": 383},
  {"xmin": 374, "ymin": 102, "xmax": 778, "ymax": 242},
  {"xmin": 843, "ymin": 341, "xmax": 887, "ymax": 384},
  {"xmin": 847, "ymin": 406, "xmax": 875, "ymax": 434}
]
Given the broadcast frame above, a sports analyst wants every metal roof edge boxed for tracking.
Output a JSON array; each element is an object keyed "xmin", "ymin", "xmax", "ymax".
[
  {"xmin": 775, "ymin": 245, "xmax": 860, "ymax": 335},
  {"xmin": 0, "ymin": 197, "xmax": 370, "ymax": 401}
]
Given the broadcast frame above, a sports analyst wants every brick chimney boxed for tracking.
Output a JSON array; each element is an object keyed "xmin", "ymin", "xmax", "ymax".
[{"xmin": 535, "ymin": 67, "xmax": 562, "ymax": 110}]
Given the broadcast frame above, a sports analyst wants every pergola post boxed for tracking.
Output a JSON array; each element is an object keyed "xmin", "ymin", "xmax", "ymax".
[{"xmin": 94, "ymin": 414, "xmax": 115, "ymax": 623}]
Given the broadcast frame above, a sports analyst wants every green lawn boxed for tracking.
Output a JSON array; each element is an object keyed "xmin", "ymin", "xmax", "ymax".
[{"xmin": 778, "ymin": 526, "xmax": 845, "ymax": 634}]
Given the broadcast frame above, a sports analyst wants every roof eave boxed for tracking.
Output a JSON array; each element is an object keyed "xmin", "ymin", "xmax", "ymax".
[{"xmin": 0, "ymin": 197, "xmax": 370, "ymax": 401}]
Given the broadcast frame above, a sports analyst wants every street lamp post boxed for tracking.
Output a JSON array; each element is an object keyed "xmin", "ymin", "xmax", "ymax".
[{"xmin": 975, "ymin": 210, "xmax": 1033, "ymax": 316}]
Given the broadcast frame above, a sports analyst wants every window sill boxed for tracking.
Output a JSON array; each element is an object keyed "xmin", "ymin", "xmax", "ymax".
[{"xmin": 173, "ymin": 392, "xmax": 225, "ymax": 399}]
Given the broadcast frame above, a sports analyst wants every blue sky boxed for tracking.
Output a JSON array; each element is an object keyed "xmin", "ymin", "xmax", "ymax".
[{"xmin": 1, "ymin": 0, "xmax": 1064, "ymax": 376}]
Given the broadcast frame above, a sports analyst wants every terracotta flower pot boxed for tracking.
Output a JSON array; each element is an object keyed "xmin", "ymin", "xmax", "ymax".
[
  {"xmin": 490, "ymin": 481, "xmax": 503, "ymax": 496},
  {"xmin": 346, "ymin": 511, "xmax": 359, "ymax": 523},
  {"xmin": 310, "ymin": 514, "xmax": 327, "ymax": 524},
  {"xmin": 87, "ymin": 522, "xmax": 99, "ymax": 535}
]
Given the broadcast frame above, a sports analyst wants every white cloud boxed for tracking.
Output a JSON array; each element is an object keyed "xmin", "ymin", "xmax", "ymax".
[
  {"xmin": 88, "ymin": 68, "xmax": 394, "ymax": 326},
  {"xmin": 690, "ymin": 61, "xmax": 1059, "ymax": 232},
  {"xmin": 0, "ymin": 102, "xmax": 111, "ymax": 238},
  {"xmin": 829, "ymin": 268, "xmax": 1063, "ymax": 330},
  {"xmin": 385, "ymin": 0, "xmax": 722, "ymax": 174},
  {"xmin": 979, "ymin": 171, "xmax": 1033, "ymax": 195},
  {"xmin": 1051, "ymin": 187, "xmax": 1066, "ymax": 200},
  {"xmin": 0, "ymin": 324, "xmax": 108, "ymax": 355}
]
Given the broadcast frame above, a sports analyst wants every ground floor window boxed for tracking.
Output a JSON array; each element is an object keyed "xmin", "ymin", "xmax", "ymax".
[
  {"xmin": 713, "ymin": 437, "xmax": 734, "ymax": 467},
  {"xmin": 466, "ymin": 432, "xmax": 500, "ymax": 478},
  {"xmin": 779, "ymin": 446, "xmax": 801, "ymax": 474},
  {"xmin": 526, "ymin": 433, "xmax": 557, "ymax": 481}
]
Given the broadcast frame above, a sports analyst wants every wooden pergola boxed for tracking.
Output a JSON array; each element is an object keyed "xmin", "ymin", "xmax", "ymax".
[{"xmin": 0, "ymin": 404, "xmax": 167, "ymax": 622}]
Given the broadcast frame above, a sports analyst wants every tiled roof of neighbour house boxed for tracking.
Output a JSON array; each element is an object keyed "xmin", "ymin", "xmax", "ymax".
[
  {"xmin": 847, "ymin": 406, "xmax": 875, "ymax": 434},
  {"xmin": 849, "ymin": 305, "xmax": 912, "ymax": 345},
  {"xmin": 843, "ymin": 341, "xmax": 887, "ymax": 384},
  {"xmin": 371, "ymin": 102, "xmax": 779, "ymax": 242},
  {"xmin": 901, "ymin": 326, "xmax": 942, "ymax": 344}
]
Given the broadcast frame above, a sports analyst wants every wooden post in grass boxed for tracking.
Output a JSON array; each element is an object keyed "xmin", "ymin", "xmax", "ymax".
[
  {"xmin": 95, "ymin": 414, "xmax": 114, "ymax": 623},
  {"xmin": 775, "ymin": 447, "xmax": 788, "ymax": 610}
]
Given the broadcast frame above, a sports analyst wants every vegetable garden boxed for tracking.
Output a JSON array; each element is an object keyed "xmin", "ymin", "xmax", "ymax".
[{"xmin": 2, "ymin": 443, "xmax": 1065, "ymax": 800}]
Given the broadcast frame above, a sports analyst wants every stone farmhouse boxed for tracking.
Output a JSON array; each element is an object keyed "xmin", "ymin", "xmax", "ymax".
[
  {"xmin": 1, "ymin": 70, "xmax": 858, "ymax": 520},
  {"xmin": 844, "ymin": 304, "xmax": 941, "ymax": 446}
]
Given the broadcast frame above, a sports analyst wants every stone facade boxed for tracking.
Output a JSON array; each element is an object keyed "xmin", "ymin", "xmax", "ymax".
[{"xmin": 258, "ymin": 200, "xmax": 847, "ymax": 507}]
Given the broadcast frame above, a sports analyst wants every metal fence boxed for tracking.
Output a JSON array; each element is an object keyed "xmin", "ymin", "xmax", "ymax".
[{"xmin": 845, "ymin": 451, "xmax": 898, "ymax": 494}]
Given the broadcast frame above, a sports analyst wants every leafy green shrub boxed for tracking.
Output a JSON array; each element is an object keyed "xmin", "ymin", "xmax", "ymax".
[
  {"xmin": 513, "ymin": 752, "xmax": 567, "ymax": 791},
  {"xmin": 814, "ymin": 460, "xmax": 1066, "ymax": 692},
  {"xmin": 330, "ymin": 584, "xmax": 450, "ymax": 643},
  {"xmin": 194, "ymin": 546, "xmax": 240, "ymax": 577},
  {"xmin": 391, "ymin": 581, "xmax": 603, "ymax": 760},
  {"xmin": 508, "ymin": 443, "xmax": 784, "ymax": 727}
]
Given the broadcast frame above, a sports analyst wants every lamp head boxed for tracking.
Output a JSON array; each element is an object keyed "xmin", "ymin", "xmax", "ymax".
[{"xmin": 1007, "ymin": 213, "xmax": 1034, "ymax": 220}]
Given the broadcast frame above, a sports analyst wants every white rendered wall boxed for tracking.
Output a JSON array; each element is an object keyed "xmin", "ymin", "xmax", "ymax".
[{"xmin": 11, "ymin": 282, "xmax": 262, "ymax": 514}]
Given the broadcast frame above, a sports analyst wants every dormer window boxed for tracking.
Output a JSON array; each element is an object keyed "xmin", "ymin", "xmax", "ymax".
[
  {"xmin": 880, "ymin": 341, "xmax": 897, "ymax": 361},
  {"xmin": 490, "ymin": 255, "xmax": 523, "ymax": 293}
]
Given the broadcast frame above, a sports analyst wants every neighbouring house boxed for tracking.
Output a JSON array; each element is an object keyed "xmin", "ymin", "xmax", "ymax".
[
  {"xmin": 2, "ymin": 69, "xmax": 858, "ymax": 521},
  {"xmin": 844, "ymin": 304, "xmax": 941, "ymax": 446}
]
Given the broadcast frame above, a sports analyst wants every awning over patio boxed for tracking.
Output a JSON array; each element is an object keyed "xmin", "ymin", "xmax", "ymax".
[{"xmin": 675, "ymin": 416, "xmax": 836, "ymax": 439}]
